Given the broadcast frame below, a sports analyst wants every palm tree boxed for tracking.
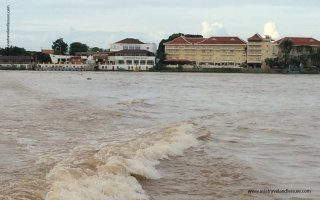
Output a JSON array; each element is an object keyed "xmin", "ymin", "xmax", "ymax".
[
  {"xmin": 279, "ymin": 39, "xmax": 293, "ymax": 67},
  {"xmin": 244, "ymin": 46, "xmax": 248, "ymax": 67},
  {"xmin": 311, "ymin": 48, "xmax": 320, "ymax": 68}
]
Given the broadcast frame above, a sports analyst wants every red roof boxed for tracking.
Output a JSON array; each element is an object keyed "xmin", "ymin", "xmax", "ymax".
[
  {"xmin": 185, "ymin": 37, "xmax": 206, "ymax": 43},
  {"xmin": 165, "ymin": 36, "xmax": 246, "ymax": 45},
  {"xmin": 248, "ymin": 33, "xmax": 263, "ymax": 42},
  {"xmin": 165, "ymin": 36, "xmax": 205, "ymax": 45},
  {"xmin": 41, "ymin": 49, "xmax": 54, "ymax": 55},
  {"xmin": 275, "ymin": 37, "xmax": 320, "ymax": 46},
  {"xmin": 115, "ymin": 38, "xmax": 144, "ymax": 44},
  {"xmin": 198, "ymin": 37, "xmax": 246, "ymax": 45}
]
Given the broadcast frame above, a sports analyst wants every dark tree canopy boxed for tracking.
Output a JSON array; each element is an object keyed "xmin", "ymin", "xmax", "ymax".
[
  {"xmin": 279, "ymin": 39, "xmax": 293, "ymax": 57},
  {"xmin": 33, "ymin": 52, "xmax": 52, "ymax": 63},
  {"xmin": 0, "ymin": 46, "xmax": 28, "ymax": 56},
  {"xmin": 311, "ymin": 48, "xmax": 320, "ymax": 67},
  {"xmin": 52, "ymin": 38, "xmax": 68, "ymax": 55},
  {"xmin": 89, "ymin": 47, "xmax": 105, "ymax": 52},
  {"xmin": 69, "ymin": 42, "xmax": 89, "ymax": 55}
]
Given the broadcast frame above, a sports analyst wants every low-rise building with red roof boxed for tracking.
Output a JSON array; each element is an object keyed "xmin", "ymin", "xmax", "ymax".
[
  {"xmin": 274, "ymin": 37, "xmax": 320, "ymax": 57},
  {"xmin": 41, "ymin": 49, "xmax": 54, "ymax": 55}
]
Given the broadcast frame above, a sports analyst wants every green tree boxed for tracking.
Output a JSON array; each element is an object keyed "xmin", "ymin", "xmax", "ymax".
[
  {"xmin": 89, "ymin": 47, "xmax": 105, "ymax": 52},
  {"xmin": 279, "ymin": 39, "xmax": 293, "ymax": 67},
  {"xmin": 52, "ymin": 38, "xmax": 68, "ymax": 55},
  {"xmin": 0, "ymin": 46, "xmax": 28, "ymax": 56},
  {"xmin": 311, "ymin": 48, "xmax": 320, "ymax": 67},
  {"xmin": 69, "ymin": 42, "xmax": 89, "ymax": 55},
  {"xmin": 33, "ymin": 52, "xmax": 52, "ymax": 63},
  {"xmin": 265, "ymin": 57, "xmax": 283, "ymax": 69}
]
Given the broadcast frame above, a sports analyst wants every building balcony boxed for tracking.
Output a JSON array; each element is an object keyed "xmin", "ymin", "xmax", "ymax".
[
  {"xmin": 166, "ymin": 52, "xmax": 180, "ymax": 55},
  {"xmin": 247, "ymin": 60, "xmax": 262, "ymax": 64},
  {"xmin": 248, "ymin": 42, "xmax": 262, "ymax": 45},
  {"xmin": 247, "ymin": 47, "xmax": 262, "ymax": 51}
]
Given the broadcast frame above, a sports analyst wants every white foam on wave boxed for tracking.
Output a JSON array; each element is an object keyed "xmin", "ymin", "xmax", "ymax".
[{"xmin": 45, "ymin": 123, "xmax": 199, "ymax": 200}]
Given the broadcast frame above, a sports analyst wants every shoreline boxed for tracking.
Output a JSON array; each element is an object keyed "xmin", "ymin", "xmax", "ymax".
[{"xmin": 1, "ymin": 68, "xmax": 319, "ymax": 74}]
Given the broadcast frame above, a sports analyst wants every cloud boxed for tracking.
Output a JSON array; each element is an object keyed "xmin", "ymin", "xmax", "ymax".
[
  {"xmin": 264, "ymin": 22, "xmax": 280, "ymax": 39},
  {"xmin": 201, "ymin": 21, "xmax": 227, "ymax": 37}
]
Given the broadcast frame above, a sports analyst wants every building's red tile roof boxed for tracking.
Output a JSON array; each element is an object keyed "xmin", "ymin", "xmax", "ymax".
[
  {"xmin": 198, "ymin": 37, "xmax": 246, "ymax": 45},
  {"xmin": 0, "ymin": 56, "xmax": 34, "ymax": 64},
  {"xmin": 185, "ymin": 37, "xmax": 206, "ymax": 44},
  {"xmin": 115, "ymin": 38, "xmax": 145, "ymax": 44},
  {"xmin": 275, "ymin": 37, "xmax": 320, "ymax": 46},
  {"xmin": 164, "ymin": 36, "xmax": 195, "ymax": 45},
  {"xmin": 248, "ymin": 33, "xmax": 263, "ymax": 42},
  {"xmin": 41, "ymin": 49, "xmax": 54, "ymax": 55},
  {"xmin": 0, "ymin": 56, "xmax": 34, "ymax": 61},
  {"xmin": 165, "ymin": 36, "xmax": 246, "ymax": 45}
]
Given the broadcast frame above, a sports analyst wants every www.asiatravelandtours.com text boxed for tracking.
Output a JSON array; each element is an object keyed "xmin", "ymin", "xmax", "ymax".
[{"xmin": 248, "ymin": 189, "xmax": 312, "ymax": 194}]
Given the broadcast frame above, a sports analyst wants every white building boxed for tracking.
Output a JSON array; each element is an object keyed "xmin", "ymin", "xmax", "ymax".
[
  {"xmin": 110, "ymin": 38, "xmax": 157, "ymax": 54},
  {"xmin": 99, "ymin": 49, "xmax": 155, "ymax": 71},
  {"xmin": 49, "ymin": 54, "xmax": 94, "ymax": 64},
  {"xmin": 35, "ymin": 63, "xmax": 94, "ymax": 71},
  {"xmin": 50, "ymin": 55, "xmax": 72, "ymax": 64}
]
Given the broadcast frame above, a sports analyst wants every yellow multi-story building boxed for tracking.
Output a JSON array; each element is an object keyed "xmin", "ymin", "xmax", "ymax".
[
  {"xmin": 164, "ymin": 36, "xmax": 247, "ymax": 67},
  {"xmin": 247, "ymin": 33, "xmax": 273, "ymax": 68},
  {"xmin": 164, "ymin": 34, "xmax": 320, "ymax": 69}
]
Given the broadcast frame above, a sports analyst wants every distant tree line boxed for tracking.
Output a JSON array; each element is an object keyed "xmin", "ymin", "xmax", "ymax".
[
  {"xmin": 51, "ymin": 38, "xmax": 106, "ymax": 55},
  {"xmin": 0, "ymin": 38, "xmax": 107, "ymax": 64},
  {"xmin": 0, "ymin": 46, "xmax": 51, "ymax": 63}
]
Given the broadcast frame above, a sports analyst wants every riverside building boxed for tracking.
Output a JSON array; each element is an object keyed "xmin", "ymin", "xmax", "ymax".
[
  {"xmin": 110, "ymin": 38, "xmax": 157, "ymax": 54},
  {"xmin": 164, "ymin": 36, "xmax": 247, "ymax": 68},
  {"xmin": 273, "ymin": 37, "xmax": 320, "ymax": 56},
  {"xmin": 99, "ymin": 38, "xmax": 156, "ymax": 71},
  {"xmin": 247, "ymin": 33, "xmax": 273, "ymax": 68}
]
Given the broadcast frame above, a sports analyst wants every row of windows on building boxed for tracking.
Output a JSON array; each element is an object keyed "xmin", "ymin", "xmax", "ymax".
[
  {"xmin": 116, "ymin": 60, "xmax": 154, "ymax": 65},
  {"xmin": 123, "ymin": 46, "xmax": 140, "ymax": 50},
  {"xmin": 168, "ymin": 56, "xmax": 244, "ymax": 61},
  {"xmin": 115, "ymin": 54, "xmax": 148, "ymax": 56},
  {"xmin": 38, "ymin": 65, "xmax": 88, "ymax": 68},
  {"xmin": 166, "ymin": 46, "xmax": 244, "ymax": 50},
  {"xmin": 198, "ymin": 62, "xmax": 241, "ymax": 66},
  {"xmin": 100, "ymin": 66, "xmax": 150, "ymax": 70}
]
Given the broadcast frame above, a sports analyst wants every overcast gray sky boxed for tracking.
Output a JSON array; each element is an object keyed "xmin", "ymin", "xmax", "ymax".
[{"xmin": 0, "ymin": 0, "xmax": 320, "ymax": 51}]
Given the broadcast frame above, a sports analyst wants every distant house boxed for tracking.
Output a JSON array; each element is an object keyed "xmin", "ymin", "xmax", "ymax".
[
  {"xmin": 110, "ymin": 38, "xmax": 157, "ymax": 54},
  {"xmin": 275, "ymin": 37, "xmax": 320, "ymax": 47},
  {"xmin": 97, "ymin": 38, "xmax": 156, "ymax": 71},
  {"xmin": 41, "ymin": 49, "xmax": 54, "ymax": 55},
  {"xmin": 0, "ymin": 56, "xmax": 34, "ymax": 69},
  {"xmin": 0, "ymin": 56, "xmax": 34, "ymax": 64},
  {"xmin": 49, "ymin": 55, "xmax": 72, "ymax": 64},
  {"xmin": 99, "ymin": 49, "xmax": 155, "ymax": 71},
  {"xmin": 75, "ymin": 51, "xmax": 109, "ymax": 64},
  {"xmin": 274, "ymin": 37, "xmax": 320, "ymax": 56}
]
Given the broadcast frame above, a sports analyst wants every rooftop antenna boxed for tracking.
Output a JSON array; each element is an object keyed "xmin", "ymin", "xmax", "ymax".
[{"xmin": 7, "ymin": 4, "xmax": 10, "ymax": 55}]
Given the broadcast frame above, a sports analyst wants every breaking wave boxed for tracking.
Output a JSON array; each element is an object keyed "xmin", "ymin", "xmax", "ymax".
[{"xmin": 45, "ymin": 123, "xmax": 199, "ymax": 200}]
